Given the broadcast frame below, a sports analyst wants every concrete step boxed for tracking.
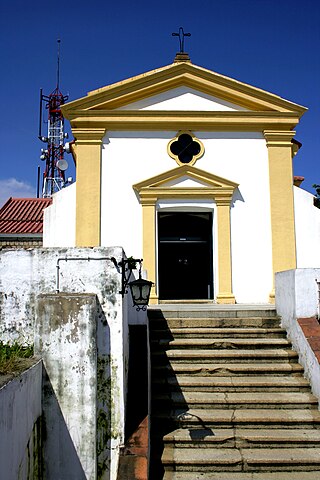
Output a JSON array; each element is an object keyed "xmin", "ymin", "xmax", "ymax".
[
  {"xmin": 148, "ymin": 305, "xmax": 278, "ymax": 319},
  {"xmin": 149, "ymin": 317, "xmax": 281, "ymax": 329},
  {"xmin": 152, "ymin": 375, "xmax": 310, "ymax": 392},
  {"xmin": 154, "ymin": 348, "xmax": 299, "ymax": 364},
  {"xmin": 164, "ymin": 471, "xmax": 320, "ymax": 480},
  {"xmin": 151, "ymin": 327, "xmax": 287, "ymax": 339},
  {"xmin": 162, "ymin": 446, "xmax": 320, "ymax": 472},
  {"xmin": 163, "ymin": 427, "xmax": 320, "ymax": 448},
  {"xmin": 152, "ymin": 362, "xmax": 304, "ymax": 376},
  {"xmin": 152, "ymin": 392, "xmax": 318, "ymax": 410},
  {"xmin": 153, "ymin": 338, "xmax": 291, "ymax": 350},
  {"xmin": 154, "ymin": 408, "xmax": 320, "ymax": 429}
]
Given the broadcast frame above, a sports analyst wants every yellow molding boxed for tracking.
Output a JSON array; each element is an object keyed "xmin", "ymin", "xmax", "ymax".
[
  {"xmin": 134, "ymin": 165, "xmax": 237, "ymax": 303},
  {"xmin": 141, "ymin": 203, "xmax": 158, "ymax": 303},
  {"xmin": 62, "ymin": 62, "xmax": 307, "ymax": 115},
  {"xmin": 264, "ymin": 130, "xmax": 297, "ymax": 296},
  {"xmin": 66, "ymin": 111, "xmax": 301, "ymax": 132},
  {"xmin": 264, "ymin": 130, "xmax": 296, "ymax": 147},
  {"xmin": 133, "ymin": 165, "xmax": 238, "ymax": 191},
  {"xmin": 216, "ymin": 203, "xmax": 235, "ymax": 304},
  {"xmin": 73, "ymin": 128, "xmax": 105, "ymax": 247}
]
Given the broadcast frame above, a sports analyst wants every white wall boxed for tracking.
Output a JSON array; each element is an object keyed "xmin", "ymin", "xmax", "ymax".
[
  {"xmin": 43, "ymin": 183, "xmax": 76, "ymax": 247},
  {"xmin": 0, "ymin": 361, "xmax": 42, "ymax": 480},
  {"xmin": 276, "ymin": 269, "xmax": 320, "ymax": 401},
  {"xmin": 0, "ymin": 246, "xmax": 135, "ymax": 480},
  {"xmin": 116, "ymin": 86, "xmax": 247, "ymax": 111},
  {"xmin": 101, "ymin": 130, "xmax": 272, "ymax": 303},
  {"xmin": 294, "ymin": 186, "xmax": 320, "ymax": 267}
]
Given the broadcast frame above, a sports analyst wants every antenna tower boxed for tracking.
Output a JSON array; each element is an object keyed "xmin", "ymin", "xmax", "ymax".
[{"xmin": 38, "ymin": 39, "xmax": 71, "ymax": 198}]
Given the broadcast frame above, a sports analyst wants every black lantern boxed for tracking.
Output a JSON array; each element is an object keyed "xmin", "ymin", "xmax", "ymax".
[
  {"xmin": 118, "ymin": 257, "xmax": 154, "ymax": 310},
  {"xmin": 128, "ymin": 276, "xmax": 154, "ymax": 311}
]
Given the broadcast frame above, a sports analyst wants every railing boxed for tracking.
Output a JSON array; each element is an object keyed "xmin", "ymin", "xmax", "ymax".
[{"xmin": 56, "ymin": 256, "xmax": 118, "ymax": 293}]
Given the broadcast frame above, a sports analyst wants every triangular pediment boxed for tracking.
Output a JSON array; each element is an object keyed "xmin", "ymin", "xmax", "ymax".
[
  {"xmin": 133, "ymin": 165, "xmax": 238, "ymax": 196},
  {"xmin": 116, "ymin": 87, "xmax": 247, "ymax": 112},
  {"xmin": 62, "ymin": 62, "xmax": 307, "ymax": 116}
]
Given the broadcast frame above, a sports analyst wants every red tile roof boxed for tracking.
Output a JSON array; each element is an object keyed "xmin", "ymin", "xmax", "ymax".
[{"xmin": 0, "ymin": 198, "xmax": 52, "ymax": 234}]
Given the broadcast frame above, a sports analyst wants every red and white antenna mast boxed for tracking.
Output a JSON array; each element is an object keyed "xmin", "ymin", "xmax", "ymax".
[{"xmin": 38, "ymin": 39, "xmax": 71, "ymax": 198}]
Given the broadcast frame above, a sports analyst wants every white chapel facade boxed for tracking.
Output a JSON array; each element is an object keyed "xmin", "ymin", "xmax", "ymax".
[{"xmin": 44, "ymin": 55, "xmax": 320, "ymax": 305}]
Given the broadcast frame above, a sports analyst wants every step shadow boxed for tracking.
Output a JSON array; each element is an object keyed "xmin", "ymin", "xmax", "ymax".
[{"xmin": 148, "ymin": 309, "xmax": 215, "ymax": 479}]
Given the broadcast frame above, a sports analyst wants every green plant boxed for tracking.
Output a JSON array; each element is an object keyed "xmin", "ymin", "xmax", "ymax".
[{"xmin": 0, "ymin": 342, "xmax": 34, "ymax": 374}]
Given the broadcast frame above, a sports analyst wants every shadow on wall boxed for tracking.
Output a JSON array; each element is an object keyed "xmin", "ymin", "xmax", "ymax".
[
  {"xmin": 36, "ymin": 293, "xmax": 113, "ymax": 480},
  {"xmin": 42, "ymin": 370, "xmax": 87, "ymax": 479}
]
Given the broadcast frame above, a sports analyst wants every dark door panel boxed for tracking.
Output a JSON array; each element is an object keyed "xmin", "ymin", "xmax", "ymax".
[{"xmin": 158, "ymin": 212, "xmax": 213, "ymax": 300}]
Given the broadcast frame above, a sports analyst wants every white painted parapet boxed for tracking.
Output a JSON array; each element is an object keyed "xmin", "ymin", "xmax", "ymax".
[
  {"xmin": 0, "ymin": 246, "xmax": 145, "ymax": 479},
  {"xmin": 276, "ymin": 269, "xmax": 320, "ymax": 400},
  {"xmin": 0, "ymin": 246, "xmax": 146, "ymax": 345},
  {"xmin": 35, "ymin": 294, "xmax": 104, "ymax": 479},
  {"xmin": 0, "ymin": 361, "xmax": 42, "ymax": 480}
]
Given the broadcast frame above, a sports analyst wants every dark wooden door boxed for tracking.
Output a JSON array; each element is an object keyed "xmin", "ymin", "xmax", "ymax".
[{"xmin": 158, "ymin": 212, "xmax": 213, "ymax": 300}]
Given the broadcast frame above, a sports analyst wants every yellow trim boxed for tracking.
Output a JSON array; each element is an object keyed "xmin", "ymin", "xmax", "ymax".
[
  {"xmin": 141, "ymin": 201, "xmax": 158, "ymax": 304},
  {"xmin": 264, "ymin": 130, "xmax": 297, "ymax": 300},
  {"xmin": 167, "ymin": 131, "xmax": 204, "ymax": 166},
  {"xmin": 73, "ymin": 128, "xmax": 105, "ymax": 247},
  {"xmin": 215, "ymin": 201, "xmax": 235, "ymax": 304},
  {"xmin": 133, "ymin": 165, "xmax": 239, "ymax": 191},
  {"xmin": 65, "ymin": 110, "xmax": 301, "ymax": 132},
  {"xmin": 134, "ymin": 166, "xmax": 237, "ymax": 303},
  {"xmin": 62, "ymin": 62, "xmax": 307, "ymax": 114}
]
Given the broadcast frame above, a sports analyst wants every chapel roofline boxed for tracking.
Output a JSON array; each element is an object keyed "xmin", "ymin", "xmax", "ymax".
[{"xmin": 61, "ymin": 61, "xmax": 307, "ymax": 117}]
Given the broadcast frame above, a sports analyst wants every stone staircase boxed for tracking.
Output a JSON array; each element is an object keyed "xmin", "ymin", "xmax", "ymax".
[{"xmin": 148, "ymin": 305, "xmax": 320, "ymax": 480}]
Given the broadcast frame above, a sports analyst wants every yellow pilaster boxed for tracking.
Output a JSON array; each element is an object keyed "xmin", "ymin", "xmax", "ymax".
[
  {"xmin": 264, "ymin": 130, "xmax": 297, "ymax": 303},
  {"xmin": 216, "ymin": 197, "xmax": 235, "ymax": 304},
  {"xmin": 72, "ymin": 128, "xmax": 106, "ymax": 247},
  {"xmin": 141, "ymin": 199, "xmax": 158, "ymax": 304}
]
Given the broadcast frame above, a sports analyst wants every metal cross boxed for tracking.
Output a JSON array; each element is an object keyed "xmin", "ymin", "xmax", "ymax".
[{"xmin": 172, "ymin": 27, "xmax": 191, "ymax": 53}]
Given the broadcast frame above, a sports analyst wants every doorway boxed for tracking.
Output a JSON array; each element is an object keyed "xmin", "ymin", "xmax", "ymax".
[{"xmin": 158, "ymin": 212, "xmax": 213, "ymax": 300}]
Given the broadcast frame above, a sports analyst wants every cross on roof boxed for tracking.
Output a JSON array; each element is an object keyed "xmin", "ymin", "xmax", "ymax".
[{"xmin": 172, "ymin": 27, "xmax": 191, "ymax": 53}]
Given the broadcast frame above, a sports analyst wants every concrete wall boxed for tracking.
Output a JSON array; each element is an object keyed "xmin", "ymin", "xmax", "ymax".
[
  {"xmin": 276, "ymin": 268, "xmax": 320, "ymax": 400},
  {"xmin": 0, "ymin": 246, "xmax": 136, "ymax": 479},
  {"xmin": 0, "ymin": 361, "xmax": 42, "ymax": 480},
  {"xmin": 0, "ymin": 246, "xmax": 142, "ymax": 344},
  {"xmin": 101, "ymin": 129, "xmax": 272, "ymax": 303},
  {"xmin": 43, "ymin": 183, "xmax": 76, "ymax": 247},
  {"xmin": 294, "ymin": 186, "xmax": 320, "ymax": 268},
  {"xmin": 35, "ymin": 294, "xmax": 115, "ymax": 480}
]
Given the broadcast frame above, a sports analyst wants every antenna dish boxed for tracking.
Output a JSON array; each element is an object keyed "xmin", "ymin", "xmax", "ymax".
[{"xmin": 56, "ymin": 159, "xmax": 68, "ymax": 171}]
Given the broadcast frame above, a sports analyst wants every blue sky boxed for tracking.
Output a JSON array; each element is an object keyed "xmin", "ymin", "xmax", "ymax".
[{"xmin": 0, "ymin": 0, "xmax": 319, "ymax": 207}]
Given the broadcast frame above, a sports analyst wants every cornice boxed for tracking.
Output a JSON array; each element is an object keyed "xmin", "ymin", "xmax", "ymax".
[
  {"xmin": 138, "ymin": 188, "xmax": 235, "ymax": 203},
  {"xmin": 72, "ymin": 127, "xmax": 106, "ymax": 145},
  {"xmin": 68, "ymin": 111, "xmax": 300, "ymax": 132},
  {"xmin": 264, "ymin": 130, "xmax": 296, "ymax": 147},
  {"xmin": 133, "ymin": 165, "xmax": 239, "ymax": 191}
]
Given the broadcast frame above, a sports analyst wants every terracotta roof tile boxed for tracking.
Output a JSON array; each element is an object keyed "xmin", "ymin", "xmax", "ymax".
[{"xmin": 0, "ymin": 197, "xmax": 52, "ymax": 234}]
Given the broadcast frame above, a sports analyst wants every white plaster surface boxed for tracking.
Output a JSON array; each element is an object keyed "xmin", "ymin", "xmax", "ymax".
[
  {"xmin": 116, "ymin": 86, "xmax": 247, "ymax": 111},
  {"xmin": 43, "ymin": 182, "xmax": 76, "ymax": 247},
  {"xmin": 100, "ymin": 130, "xmax": 272, "ymax": 303},
  {"xmin": 0, "ymin": 361, "xmax": 42, "ymax": 480},
  {"xmin": 35, "ymin": 294, "xmax": 100, "ymax": 480},
  {"xmin": 294, "ymin": 186, "xmax": 320, "ymax": 267},
  {"xmin": 0, "ymin": 247, "xmax": 137, "ymax": 479},
  {"xmin": 276, "ymin": 269, "xmax": 320, "ymax": 402}
]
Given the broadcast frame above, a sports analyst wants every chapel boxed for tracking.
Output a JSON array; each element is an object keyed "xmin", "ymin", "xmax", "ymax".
[{"xmin": 43, "ymin": 51, "xmax": 320, "ymax": 305}]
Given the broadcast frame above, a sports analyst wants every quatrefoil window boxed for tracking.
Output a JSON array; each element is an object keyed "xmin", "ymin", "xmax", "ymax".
[{"xmin": 168, "ymin": 131, "xmax": 204, "ymax": 166}]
